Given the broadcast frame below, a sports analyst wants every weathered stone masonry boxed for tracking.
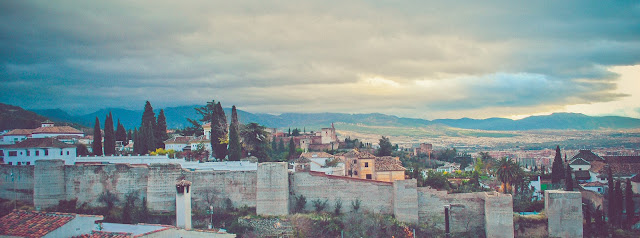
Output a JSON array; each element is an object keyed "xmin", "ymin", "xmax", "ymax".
[{"xmin": 2, "ymin": 161, "xmax": 518, "ymax": 235}]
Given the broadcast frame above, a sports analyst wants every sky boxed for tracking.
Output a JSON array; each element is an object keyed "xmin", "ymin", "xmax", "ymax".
[{"xmin": 1, "ymin": 0, "xmax": 639, "ymax": 119}]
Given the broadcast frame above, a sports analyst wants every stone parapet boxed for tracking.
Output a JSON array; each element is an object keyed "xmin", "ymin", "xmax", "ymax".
[
  {"xmin": 545, "ymin": 190, "xmax": 583, "ymax": 238},
  {"xmin": 484, "ymin": 192, "xmax": 514, "ymax": 238},
  {"xmin": 393, "ymin": 179, "xmax": 419, "ymax": 223},
  {"xmin": 257, "ymin": 162, "xmax": 289, "ymax": 216}
]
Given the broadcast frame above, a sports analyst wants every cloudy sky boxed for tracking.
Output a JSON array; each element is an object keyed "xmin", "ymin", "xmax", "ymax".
[{"xmin": 1, "ymin": 0, "xmax": 639, "ymax": 119}]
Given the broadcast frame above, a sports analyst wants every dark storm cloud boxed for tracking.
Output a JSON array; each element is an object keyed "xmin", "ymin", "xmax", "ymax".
[{"xmin": 1, "ymin": 0, "xmax": 639, "ymax": 118}]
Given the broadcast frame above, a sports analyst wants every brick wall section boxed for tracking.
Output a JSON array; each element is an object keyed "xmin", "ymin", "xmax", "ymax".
[
  {"xmin": 34, "ymin": 160, "xmax": 66, "ymax": 209},
  {"xmin": 417, "ymin": 188, "xmax": 486, "ymax": 233},
  {"xmin": 484, "ymin": 192, "xmax": 514, "ymax": 238},
  {"xmin": 545, "ymin": 190, "xmax": 583, "ymax": 238},
  {"xmin": 0, "ymin": 164, "xmax": 34, "ymax": 202},
  {"xmin": 257, "ymin": 162, "xmax": 289, "ymax": 216},
  {"xmin": 290, "ymin": 171, "xmax": 394, "ymax": 214},
  {"xmin": 393, "ymin": 179, "xmax": 419, "ymax": 223}
]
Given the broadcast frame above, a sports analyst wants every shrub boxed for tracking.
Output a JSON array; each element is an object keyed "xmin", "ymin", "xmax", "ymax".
[{"xmin": 312, "ymin": 199, "xmax": 328, "ymax": 212}]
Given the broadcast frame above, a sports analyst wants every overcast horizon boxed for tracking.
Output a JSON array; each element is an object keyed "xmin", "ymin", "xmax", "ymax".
[{"xmin": 2, "ymin": 1, "xmax": 640, "ymax": 120}]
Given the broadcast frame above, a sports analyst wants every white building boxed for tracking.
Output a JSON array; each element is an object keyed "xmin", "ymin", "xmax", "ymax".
[
  {"xmin": 0, "ymin": 121, "xmax": 84, "ymax": 145},
  {"xmin": 0, "ymin": 129, "xmax": 32, "ymax": 145},
  {"xmin": 0, "ymin": 138, "xmax": 77, "ymax": 165}
]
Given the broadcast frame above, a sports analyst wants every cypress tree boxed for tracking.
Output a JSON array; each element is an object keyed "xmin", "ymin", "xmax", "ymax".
[
  {"xmin": 228, "ymin": 106, "xmax": 242, "ymax": 161},
  {"xmin": 132, "ymin": 128, "xmax": 139, "ymax": 155},
  {"xmin": 103, "ymin": 112, "xmax": 115, "ymax": 155},
  {"xmin": 140, "ymin": 101, "xmax": 156, "ymax": 152},
  {"xmin": 211, "ymin": 102, "xmax": 228, "ymax": 160},
  {"xmin": 127, "ymin": 129, "xmax": 132, "ymax": 143},
  {"xmin": 626, "ymin": 178, "xmax": 635, "ymax": 229},
  {"xmin": 565, "ymin": 164, "xmax": 573, "ymax": 191},
  {"xmin": 116, "ymin": 119, "xmax": 127, "ymax": 146},
  {"xmin": 155, "ymin": 109, "xmax": 168, "ymax": 149},
  {"xmin": 615, "ymin": 180, "xmax": 623, "ymax": 228},
  {"xmin": 608, "ymin": 166, "xmax": 615, "ymax": 226},
  {"xmin": 278, "ymin": 139, "xmax": 285, "ymax": 152},
  {"xmin": 584, "ymin": 204, "xmax": 591, "ymax": 236},
  {"xmin": 288, "ymin": 137, "xmax": 296, "ymax": 160},
  {"xmin": 551, "ymin": 145, "xmax": 564, "ymax": 184},
  {"xmin": 92, "ymin": 117, "xmax": 103, "ymax": 156},
  {"xmin": 271, "ymin": 136, "xmax": 277, "ymax": 152}
]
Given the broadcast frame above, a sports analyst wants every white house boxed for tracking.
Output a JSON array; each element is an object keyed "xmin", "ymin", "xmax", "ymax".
[
  {"xmin": 0, "ymin": 129, "xmax": 32, "ymax": 145},
  {"xmin": 0, "ymin": 138, "xmax": 77, "ymax": 165}
]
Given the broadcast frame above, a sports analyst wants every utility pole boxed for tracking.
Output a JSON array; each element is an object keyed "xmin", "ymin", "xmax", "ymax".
[
  {"xmin": 444, "ymin": 205, "xmax": 450, "ymax": 238},
  {"xmin": 11, "ymin": 172, "xmax": 16, "ymax": 210}
]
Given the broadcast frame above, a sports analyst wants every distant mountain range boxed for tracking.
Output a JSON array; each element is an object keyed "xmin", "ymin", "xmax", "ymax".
[{"xmin": 2, "ymin": 102, "xmax": 640, "ymax": 132}]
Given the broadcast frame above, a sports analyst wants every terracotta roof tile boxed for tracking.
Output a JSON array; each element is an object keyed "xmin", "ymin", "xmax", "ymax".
[
  {"xmin": 0, "ymin": 210, "xmax": 75, "ymax": 237},
  {"xmin": 571, "ymin": 150, "xmax": 604, "ymax": 162},
  {"xmin": 603, "ymin": 156, "xmax": 640, "ymax": 164},
  {"xmin": 1, "ymin": 138, "xmax": 75, "ymax": 149},
  {"xmin": 581, "ymin": 181, "xmax": 607, "ymax": 187},
  {"xmin": 72, "ymin": 231, "xmax": 132, "ymax": 238},
  {"xmin": 4, "ymin": 129, "xmax": 34, "ymax": 136},
  {"xmin": 32, "ymin": 126, "xmax": 83, "ymax": 135},
  {"xmin": 570, "ymin": 158, "xmax": 590, "ymax": 165},
  {"xmin": 164, "ymin": 136, "xmax": 194, "ymax": 144},
  {"xmin": 375, "ymin": 156, "xmax": 406, "ymax": 171},
  {"xmin": 299, "ymin": 152, "xmax": 334, "ymax": 159},
  {"xmin": 574, "ymin": 170, "xmax": 591, "ymax": 180}
]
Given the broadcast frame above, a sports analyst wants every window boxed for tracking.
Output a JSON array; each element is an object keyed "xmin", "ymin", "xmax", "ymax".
[
  {"xmin": 366, "ymin": 174, "xmax": 372, "ymax": 180},
  {"xmin": 26, "ymin": 162, "xmax": 30, "ymax": 165},
  {"xmin": 26, "ymin": 151, "xmax": 30, "ymax": 156},
  {"xmin": 364, "ymin": 162, "xmax": 369, "ymax": 167},
  {"xmin": 44, "ymin": 149, "xmax": 48, "ymax": 156},
  {"xmin": 17, "ymin": 162, "xmax": 21, "ymax": 165},
  {"xmin": 354, "ymin": 171, "xmax": 358, "ymax": 175},
  {"xmin": 8, "ymin": 151, "xmax": 17, "ymax": 156},
  {"xmin": 67, "ymin": 151, "xmax": 70, "ymax": 155},
  {"xmin": 8, "ymin": 162, "xmax": 12, "ymax": 165},
  {"xmin": 35, "ymin": 151, "xmax": 39, "ymax": 156},
  {"xmin": 60, "ymin": 151, "xmax": 63, "ymax": 155}
]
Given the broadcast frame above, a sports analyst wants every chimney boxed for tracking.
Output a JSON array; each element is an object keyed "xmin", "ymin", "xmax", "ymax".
[{"xmin": 176, "ymin": 180, "xmax": 192, "ymax": 230}]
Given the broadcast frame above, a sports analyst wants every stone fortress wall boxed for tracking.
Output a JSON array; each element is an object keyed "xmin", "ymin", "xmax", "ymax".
[{"xmin": 1, "ymin": 161, "xmax": 581, "ymax": 236}]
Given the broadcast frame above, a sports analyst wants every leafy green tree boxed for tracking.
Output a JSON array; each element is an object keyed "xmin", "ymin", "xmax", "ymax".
[
  {"xmin": 551, "ymin": 145, "xmax": 564, "ymax": 184},
  {"xmin": 377, "ymin": 136, "xmax": 392, "ymax": 156},
  {"xmin": 155, "ymin": 109, "xmax": 168, "ymax": 149},
  {"xmin": 211, "ymin": 102, "xmax": 228, "ymax": 160},
  {"xmin": 228, "ymin": 106, "xmax": 242, "ymax": 161},
  {"xmin": 76, "ymin": 144, "xmax": 89, "ymax": 156},
  {"xmin": 565, "ymin": 164, "xmax": 574, "ymax": 191},
  {"xmin": 92, "ymin": 117, "xmax": 103, "ymax": 156},
  {"xmin": 116, "ymin": 119, "xmax": 127, "ymax": 146},
  {"xmin": 294, "ymin": 195, "xmax": 307, "ymax": 213},
  {"xmin": 626, "ymin": 178, "xmax": 635, "ymax": 229},
  {"xmin": 424, "ymin": 171, "xmax": 450, "ymax": 190},
  {"xmin": 240, "ymin": 123, "xmax": 270, "ymax": 161},
  {"xmin": 292, "ymin": 128, "xmax": 301, "ymax": 136},
  {"xmin": 122, "ymin": 192, "xmax": 138, "ymax": 224},
  {"xmin": 334, "ymin": 199, "xmax": 342, "ymax": 215},
  {"xmin": 103, "ymin": 112, "xmax": 115, "ymax": 155}
]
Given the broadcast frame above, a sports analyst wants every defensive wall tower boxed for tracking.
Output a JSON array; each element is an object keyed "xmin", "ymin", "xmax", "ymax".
[{"xmin": 34, "ymin": 159, "xmax": 66, "ymax": 209}]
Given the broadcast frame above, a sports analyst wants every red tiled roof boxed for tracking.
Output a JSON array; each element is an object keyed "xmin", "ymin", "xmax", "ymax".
[
  {"xmin": 0, "ymin": 210, "xmax": 75, "ymax": 237},
  {"xmin": 341, "ymin": 149, "xmax": 375, "ymax": 159},
  {"xmin": 32, "ymin": 126, "xmax": 83, "ymax": 135},
  {"xmin": 632, "ymin": 174, "xmax": 640, "ymax": 183},
  {"xmin": 73, "ymin": 231, "xmax": 132, "ymax": 238},
  {"xmin": 603, "ymin": 156, "xmax": 640, "ymax": 164},
  {"xmin": 590, "ymin": 160, "xmax": 640, "ymax": 177},
  {"xmin": 1, "ymin": 138, "xmax": 75, "ymax": 149},
  {"xmin": 4, "ymin": 129, "xmax": 34, "ymax": 136},
  {"xmin": 375, "ymin": 156, "xmax": 406, "ymax": 171},
  {"xmin": 571, "ymin": 150, "xmax": 604, "ymax": 162}
]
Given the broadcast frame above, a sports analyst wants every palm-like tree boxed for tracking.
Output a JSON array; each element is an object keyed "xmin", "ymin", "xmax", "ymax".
[{"xmin": 496, "ymin": 158, "xmax": 519, "ymax": 193}]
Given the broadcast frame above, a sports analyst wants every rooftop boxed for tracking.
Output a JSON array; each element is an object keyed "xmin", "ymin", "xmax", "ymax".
[
  {"xmin": 1, "ymin": 138, "xmax": 76, "ymax": 149},
  {"xmin": 375, "ymin": 156, "xmax": 406, "ymax": 171},
  {"xmin": 32, "ymin": 126, "xmax": 83, "ymax": 135},
  {"xmin": 4, "ymin": 129, "xmax": 33, "ymax": 136},
  {"xmin": 569, "ymin": 158, "xmax": 590, "ymax": 165},
  {"xmin": 0, "ymin": 210, "xmax": 102, "ymax": 238},
  {"xmin": 299, "ymin": 152, "xmax": 334, "ymax": 159},
  {"xmin": 571, "ymin": 149, "xmax": 604, "ymax": 162}
]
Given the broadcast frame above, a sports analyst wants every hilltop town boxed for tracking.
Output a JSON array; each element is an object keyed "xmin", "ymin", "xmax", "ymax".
[{"xmin": 0, "ymin": 100, "xmax": 639, "ymax": 237}]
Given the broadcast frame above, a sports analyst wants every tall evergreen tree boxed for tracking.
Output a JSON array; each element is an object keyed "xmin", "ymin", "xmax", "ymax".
[
  {"xmin": 377, "ymin": 136, "xmax": 393, "ymax": 156},
  {"xmin": 551, "ymin": 145, "xmax": 564, "ymax": 184},
  {"xmin": 565, "ymin": 164, "xmax": 573, "ymax": 191},
  {"xmin": 127, "ymin": 129, "xmax": 133, "ymax": 143},
  {"xmin": 278, "ymin": 138, "xmax": 285, "ymax": 152},
  {"xmin": 132, "ymin": 128, "xmax": 139, "ymax": 155},
  {"xmin": 615, "ymin": 180, "xmax": 623, "ymax": 228},
  {"xmin": 103, "ymin": 112, "xmax": 115, "ymax": 155},
  {"xmin": 271, "ymin": 136, "xmax": 277, "ymax": 152},
  {"xmin": 187, "ymin": 100, "xmax": 215, "ymax": 137},
  {"xmin": 211, "ymin": 102, "xmax": 228, "ymax": 160},
  {"xmin": 228, "ymin": 106, "xmax": 242, "ymax": 161},
  {"xmin": 584, "ymin": 204, "xmax": 592, "ymax": 236},
  {"xmin": 240, "ymin": 123, "xmax": 270, "ymax": 161},
  {"xmin": 140, "ymin": 101, "xmax": 156, "ymax": 153},
  {"xmin": 626, "ymin": 178, "xmax": 635, "ymax": 228},
  {"xmin": 92, "ymin": 117, "xmax": 103, "ymax": 156},
  {"xmin": 155, "ymin": 109, "xmax": 168, "ymax": 149},
  {"xmin": 116, "ymin": 119, "xmax": 127, "ymax": 146},
  {"xmin": 608, "ymin": 166, "xmax": 616, "ymax": 226},
  {"xmin": 288, "ymin": 137, "xmax": 296, "ymax": 160}
]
